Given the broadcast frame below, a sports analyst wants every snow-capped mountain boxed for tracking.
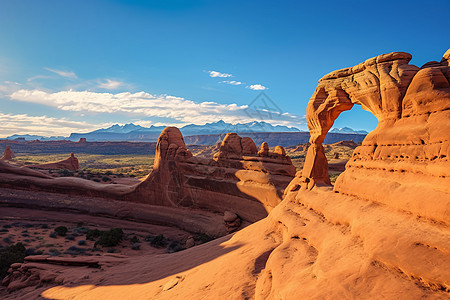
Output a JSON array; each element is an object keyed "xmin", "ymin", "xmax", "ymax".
[{"xmin": 330, "ymin": 127, "xmax": 368, "ymax": 135}]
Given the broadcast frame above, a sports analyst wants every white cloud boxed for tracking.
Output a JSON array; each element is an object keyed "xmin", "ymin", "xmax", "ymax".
[
  {"xmin": 9, "ymin": 89, "xmax": 305, "ymax": 128},
  {"xmin": 220, "ymin": 80, "xmax": 242, "ymax": 85},
  {"xmin": 98, "ymin": 79, "xmax": 124, "ymax": 90},
  {"xmin": 0, "ymin": 112, "xmax": 112, "ymax": 138},
  {"xmin": 44, "ymin": 67, "xmax": 78, "ymax": 79},
  {"xmin": 247, "ymin": 84, "xmax": 268, "ymax": 91},
  {"xmin": 208, "ymin": 71, "xmax": 232, "ymax": 78}
]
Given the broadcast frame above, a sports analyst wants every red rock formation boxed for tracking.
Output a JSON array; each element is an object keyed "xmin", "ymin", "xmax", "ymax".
[
  {"xmin": 0, "ymin": 145, "xmax": 15, "ymax": 160},
  {"xmin": 289, "ymin": 50, "xmax": 450, "ymax": 225},
  {"xmin": 126, "ymin": 128, "xmax": 295, "ymax": 222},
  {"xmin": 30, "ymin": 153, "xmax": 79, "ymax": 171}
]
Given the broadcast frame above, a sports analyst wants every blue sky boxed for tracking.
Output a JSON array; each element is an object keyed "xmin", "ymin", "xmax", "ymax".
[{"xmin": 0, "ymin": 0, "xmax": 448, "ymax": 137}]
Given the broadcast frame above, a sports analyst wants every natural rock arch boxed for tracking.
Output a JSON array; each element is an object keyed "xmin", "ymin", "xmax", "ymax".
[{"xmin": 296, "ymin": 49, "xmax": 450, "ymax": 212}]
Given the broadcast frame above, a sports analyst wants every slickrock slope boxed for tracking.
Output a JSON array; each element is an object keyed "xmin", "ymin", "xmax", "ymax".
[
  {"xmin": 2, "ymin": 51, "xmax": 449, "ymax": 300},
  {"xmin": 126, "ymin": 128, "xmax": 296, "ymax": 222},
  {"xmin": 0, "ymin": 145, "xmax": 15, "ymax": 160},
  {"xmin": 30, "ymin": 152, "xmax": 80, "ymax": 171}
]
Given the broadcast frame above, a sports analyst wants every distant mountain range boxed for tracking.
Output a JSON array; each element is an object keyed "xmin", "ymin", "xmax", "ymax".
[
  {"xmin": 330, "ymin": 127, "xmax": 368, "ymax": 135},
  {"xmin": 3, "ymin": 121, "xmax": 368, "ymax": 142}
]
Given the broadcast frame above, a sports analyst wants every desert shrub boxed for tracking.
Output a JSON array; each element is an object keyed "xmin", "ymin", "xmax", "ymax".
[
  {"xmin": 96, "ymin": 228, "xmax": 123, "ymax": 247},
  {"xmin": 131, "ymin": 243, "xmax": 141, "ymax": 250},
  {"xmin": 54, "ymin": 226, "xmax": 68, "ymax": 236},
  {"xmin": 49, "ymin": 232, "xmax": 57, "ymax": 238},
  {"xmin": 93, "ymin": 178, "xmax": 101, "ymax": 182},
  {"xmin": 130, "ymin": 236, "xmax": 140, "ymax": 243},
  {"xmin": 2, "ymin": 225, "xmax": 11, "ymax": 229},
  {"xmin": 58, "ymin": 169, "xmax": 73, "ymax": 177},
  {"xmin": 86, "ymin": 229, "xmax": 101, "ymax": 240},
  {"xmin": 0, "ymin": 243, "xmax": 26, "ymax": 279},
  {"xmin": 167, "ymin": 241, "xmax": 184, "ymax": 253},
  {"xmin": 195, "ymin": 233, "xmax": 214, "ymax": 243},
  {"xmin": 150, "ymin": 234, "xmax": 166, "ymax": 247},
  {"xmin": 65, "ymin": 235, "xmax": 75, "ymax": 241},
  {"xmin": 25, "ymin": 248, "xmax": 43, "ymax": 256},
  {"xmin": 107, "ymin": 248, "xmax": 116, "ymax": 253},
  {"xmin": 48, "ymin": 249, "xmax": 60, "ymax": 256},
  {"xmin": 66, "ymin": 246, "xmax": 85, "ymax": 255},
  {"xmin": 102, "ymin": 176, "xmax": 111, "ymax": 182},
  {"xmin": 73, "ymin": 226, "xmax": 89, "ymax": 235},
  {"xmin": 78, "ymin": 240, "xmax": 86, "ymax": 246},
  {"xmin": 105, "ymin": 171, "xmax": 113, "ymax": 176}
]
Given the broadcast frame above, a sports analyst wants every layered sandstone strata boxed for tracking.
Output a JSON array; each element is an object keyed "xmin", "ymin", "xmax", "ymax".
[{"xmin": 126, "ymin": 128, "xmax": 295, "ymax": 222}]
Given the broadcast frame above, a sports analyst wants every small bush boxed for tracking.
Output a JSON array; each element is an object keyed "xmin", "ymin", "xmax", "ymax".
[
  {"xmin": 96, "ymin": 228, "xmax": 123, "ymax": 247},
  {"xmin": 65, "ymin": 235, "xmax": 75, "ymax": 241},
  {"xmin": 131, "ymin": 243, "xmax": 141, "ymax": 250},
  {"xmin": 54, "ymin": 226, "xmax": 68, "ymax": 236},
  {"xmin": 0, "ymin": 243, "xmax": 26, "ymax": 279},
  {"xmin": 25, "ymin": 248, "xmax": 43, "ymax": 256},
  {"xmin": 66, "ymin": 246, "xmax": 85, "ymax": 255},
  {"xmin": 167, "ymin": 240, "xmax": 184, "ymax": 253},
  {"xmin": 102, "ymin": 176, "xmax": 111, "ymax": 182},
  {"xmin": 107, "ymin": 248, "xmax": 116, "ymax": 253},
  {"xmin": 78, "ymin": 240, "xmax": 86, "ymax": 246},
  {"xmin": 130, "ymin": 236, "xmax": 140, "ymax": 243},
  {"xmin": 86, "ymin": 229, "xmax": 101, "ymax": 240},
  {"xmin": 195, "ymin": 233, "xmax": 214, "ymax": 243},
  {"xmin": 49, "ymin": 232, "xmax": 57, "ymax": 238},
  {"xmin": 150, "ymin": 234, "xmax": 166, "ymax": 247},
  {"xmin": 93, "ymin": 178, "xmax": 101, "ymax": 182},
  {"xmin": 48, "ymin": 249, "xmax": 60, "ymax": 256}
]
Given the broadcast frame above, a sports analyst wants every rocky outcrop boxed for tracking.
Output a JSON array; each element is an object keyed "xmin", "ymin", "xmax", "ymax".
[
  {"xmin": 0, "ymin": 145, "xmax": 15, "ymax": 160},
  {"xmin": 125, "ymin": 128, "xmax": 296, "ymax": 222},
  {"xmin": 30, "ymin": 153, "xmax": 79, "ymax": 171}
]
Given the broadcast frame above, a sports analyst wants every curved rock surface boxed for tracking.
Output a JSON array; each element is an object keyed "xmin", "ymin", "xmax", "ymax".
[
  {"xmin": 126, "ymin": 128, "xmax": 296, "ymax": 223},
  {"xmin": 297, "ymin": 50, "xmax": 450, "ymax": 225}
]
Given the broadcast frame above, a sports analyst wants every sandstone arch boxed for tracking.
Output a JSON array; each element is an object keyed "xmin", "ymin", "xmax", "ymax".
[{"xmin": 293, "ymin": 50, "xmax": 450, "ymax": 225}]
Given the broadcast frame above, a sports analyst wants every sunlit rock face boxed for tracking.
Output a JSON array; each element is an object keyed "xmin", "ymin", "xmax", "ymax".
[
  {"xmin": 291, "ymin": 50, "xmax": 450, "ymax": 225},
  {"xmin": 126, "ymin": 127, "xmax": 295, "ymax": 222}
]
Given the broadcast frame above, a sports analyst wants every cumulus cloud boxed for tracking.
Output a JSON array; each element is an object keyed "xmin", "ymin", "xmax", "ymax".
[
  {"xmin": 9, "ymin": 89, "xmax": 305, "ymax": 128},
  {"xmin": 98, "ymin": 79, "xmax": 124, "ymax": 90},
  {"xmin": 208, "ymin": 71, "xmax": 232, "ymax": 78},
  {"xmin": 247, "ymin": 84, "xmax": 268, "ymax": 91},
  {"xmin": 44, "ymin": 67, "xmax": 78, "ymax": 79},
  {"xmin": 0, "ymin": 112, "xmax": 111, "ymax": 138},
  {"xmin": 220, "ymin": 80, "xmax": 242, "ymax": 85}
]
